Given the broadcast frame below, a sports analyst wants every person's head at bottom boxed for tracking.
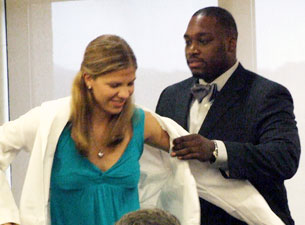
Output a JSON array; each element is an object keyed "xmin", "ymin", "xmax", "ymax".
[{"xmin": 115, "ymin": 208, "xmax": 181, "ymax": 225}]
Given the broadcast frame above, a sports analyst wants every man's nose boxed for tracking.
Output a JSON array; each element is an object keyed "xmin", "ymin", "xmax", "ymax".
[{"xmin": 187, "ymin": 42, "xmax": 200, "ymax": 55}]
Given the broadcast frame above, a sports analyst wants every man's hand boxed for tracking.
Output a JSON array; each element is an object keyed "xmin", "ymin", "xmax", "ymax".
[{"xmin": 171, "ymin": 134, "xmax": 215, "ymax": 162}]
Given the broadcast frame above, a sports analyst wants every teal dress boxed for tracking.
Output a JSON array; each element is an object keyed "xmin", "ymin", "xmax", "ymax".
[{"xmin": 50, "ymin": 108, "xmax": 145, "ymax": 225}]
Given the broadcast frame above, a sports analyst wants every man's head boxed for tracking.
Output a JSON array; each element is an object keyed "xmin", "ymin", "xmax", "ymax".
[
  {"xmin": 115, "ymin": 208, "xmax": 181, "ymax": 225},
  {"xmin": 184, "ymin": 7, "xmax": 238, "ymax": 82}
]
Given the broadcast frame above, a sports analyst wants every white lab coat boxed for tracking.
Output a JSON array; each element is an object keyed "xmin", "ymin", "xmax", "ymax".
[
  {"xmin": 0, "ymin": 97, "xmax": 284, "ymax": 225},
  {"xmin": 0, "ymin": 97, "xmax": 199, "ymax": 225}
]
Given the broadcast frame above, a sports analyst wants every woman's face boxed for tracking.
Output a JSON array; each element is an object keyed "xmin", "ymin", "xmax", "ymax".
[{"xmin": 84, "ymin": 67, "xmax": 136, "ymax": 116}]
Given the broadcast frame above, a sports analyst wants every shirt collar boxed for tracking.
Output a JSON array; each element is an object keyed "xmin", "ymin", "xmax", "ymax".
[{"xmin": 199, "ymin": 61, "xmax": 239, "ymax": 91}]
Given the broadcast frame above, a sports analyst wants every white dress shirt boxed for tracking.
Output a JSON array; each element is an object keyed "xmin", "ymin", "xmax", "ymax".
[{"xmin": 188, "ymin": 61, "xmax": 239, "ymax": 169}]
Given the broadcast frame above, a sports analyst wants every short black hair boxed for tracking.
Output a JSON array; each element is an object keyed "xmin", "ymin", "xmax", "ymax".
[{"xmin": 193, "ymin": 7, "xmax": 238, "ymax": 39}]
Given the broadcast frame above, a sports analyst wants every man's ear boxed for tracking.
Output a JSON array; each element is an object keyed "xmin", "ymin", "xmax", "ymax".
[{"xmin": 227, "ymin": 37, "xmax": 237, "ymax": 53}]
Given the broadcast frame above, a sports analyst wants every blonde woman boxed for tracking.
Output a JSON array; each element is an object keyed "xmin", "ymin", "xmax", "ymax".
[{"xmin": 0, "ymin": 35, "xmax": 170, "ymax": 225}]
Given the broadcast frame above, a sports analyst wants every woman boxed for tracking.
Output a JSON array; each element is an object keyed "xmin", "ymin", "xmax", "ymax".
[{"xmin": 0, "ymin": 35, "xmax": 170, "ymax": 225}]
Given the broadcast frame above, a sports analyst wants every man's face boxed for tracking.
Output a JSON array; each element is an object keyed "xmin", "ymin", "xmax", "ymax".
[{"xmin": 184, "ymin": 15, "xmax": 232, "ymax": 82}]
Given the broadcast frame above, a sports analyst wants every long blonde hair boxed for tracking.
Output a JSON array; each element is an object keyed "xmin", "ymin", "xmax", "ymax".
[{"xmin": 70, "ymin": 35, "xmax": 137, "ymax": 156}]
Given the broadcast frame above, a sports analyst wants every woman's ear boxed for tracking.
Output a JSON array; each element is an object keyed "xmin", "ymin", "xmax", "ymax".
[{"xmin": 83, "ymin": 73, "xmax": 93, "ymax": 89}]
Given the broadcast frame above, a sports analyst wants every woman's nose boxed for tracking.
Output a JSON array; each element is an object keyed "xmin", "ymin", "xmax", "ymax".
[{"xmin": 118, "ymin": 87, "xmax": 133, "ymax": 99}]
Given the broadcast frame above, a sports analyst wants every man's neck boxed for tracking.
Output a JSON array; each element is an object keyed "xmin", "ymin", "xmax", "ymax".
[{"xmin": 199, "ymin": 61, "xmax": 239, "ymax": 91}]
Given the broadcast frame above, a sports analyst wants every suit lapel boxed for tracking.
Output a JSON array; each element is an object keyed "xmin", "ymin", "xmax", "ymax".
[
  {"xmin": 198, "ymin": 64, "xmax": 246, "ymax": 136},
  {"xmin": 175, "ymin": 78, "xmax": 196, "ymax": 130}
]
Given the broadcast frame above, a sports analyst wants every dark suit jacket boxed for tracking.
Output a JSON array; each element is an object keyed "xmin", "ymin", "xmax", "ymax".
[{"xmin": 156, "ymin": 64, "xmax": 300, "ymax": 225}]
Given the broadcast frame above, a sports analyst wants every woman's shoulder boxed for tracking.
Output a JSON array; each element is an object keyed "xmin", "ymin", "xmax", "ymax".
[
  {"xmin": 37, "ymin": 96, "xmax": 71, "ymax": 121},
  {"xmin": 40, "ymin": 96, "xmax": 71, "ymax": 108}
]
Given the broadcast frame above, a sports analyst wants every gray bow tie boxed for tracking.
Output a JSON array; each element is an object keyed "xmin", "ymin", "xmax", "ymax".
[{"xmin": 191, "ymin": 83, "xmax": 218, "ymax": 103}]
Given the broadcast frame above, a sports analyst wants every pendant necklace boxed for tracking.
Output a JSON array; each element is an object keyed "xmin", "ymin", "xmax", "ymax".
[
  {"xmin": 92, "ymin": 137, "xmax": 105, "ymax": 158},
  {"xmin": 97, "ymin": 150, "xmax": 104, "ymax": 158}
]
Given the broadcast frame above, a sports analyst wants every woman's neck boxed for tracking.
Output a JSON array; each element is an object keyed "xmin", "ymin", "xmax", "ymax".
[{"xmin": 91, "ymin": 106, "xmax": 112, "ymax": 125}]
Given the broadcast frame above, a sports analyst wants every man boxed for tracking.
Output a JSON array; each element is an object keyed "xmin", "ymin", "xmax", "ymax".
[
  {"xmin": 115, "ymin": 208, "xmax": 181, "ymax": 225},
  {"xmin": 156, "ymin": 6, "xmax": 300, "ymax": 225}
]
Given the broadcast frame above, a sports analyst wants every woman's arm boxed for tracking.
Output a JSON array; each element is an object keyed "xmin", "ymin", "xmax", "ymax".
[
  {"xmin": 0, "ymin": 106, "xmax": 42, "ymax": 225},
  {"xmin": 144, "ymin": 111, "xmax": 170, "ymax": 152}
]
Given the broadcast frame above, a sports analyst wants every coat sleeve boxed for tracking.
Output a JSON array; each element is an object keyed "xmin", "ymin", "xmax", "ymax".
[
  {"xmin": 0, "ymin": 106, "xmax": 42, "ymax": 225},
  {"xmin": 226, "ymin": 84, "xmax": 301, "ymax": 181}
]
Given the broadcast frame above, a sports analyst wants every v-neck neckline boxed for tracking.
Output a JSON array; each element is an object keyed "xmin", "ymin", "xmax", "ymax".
[{"xmin": 84, "ymin": 132, "xmax": 134, "ymax": 174}]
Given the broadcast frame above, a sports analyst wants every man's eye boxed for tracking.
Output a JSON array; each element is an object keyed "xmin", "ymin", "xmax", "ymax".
[
  {"xmin": 128, "ymin": 81, "xmax": 134, "ymax": 86},
  {"xmin": 185, "ymin": 39, "xmax": 191, "ymax": 46},
  {"xmin": 199, "ymin": 39, "xmax": 210, "ymax": 45}
]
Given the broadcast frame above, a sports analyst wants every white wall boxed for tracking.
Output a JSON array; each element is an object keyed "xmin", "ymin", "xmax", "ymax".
[
  {"xmin": 0, "ymin": 0, "xmax": 8, "ymax": 129},
  {"xmin": 0, "ymin": 0, "xmax": 10, "ymax": 184},
  {"xmin": 51, "ymin": 0, "xmax": 218, "ymax": 110},
  {"xmin": 255, "ymin": 1, "xmax": 305, "ymax": 223},
  {"xmin": 5, "ymin": 0, "xmax": 54, "ymax": 202}
]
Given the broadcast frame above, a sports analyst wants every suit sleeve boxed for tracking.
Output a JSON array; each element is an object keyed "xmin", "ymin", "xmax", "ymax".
[{"xmin": 225, "ymin": 84, "xmax": 300, "ymax": 182}]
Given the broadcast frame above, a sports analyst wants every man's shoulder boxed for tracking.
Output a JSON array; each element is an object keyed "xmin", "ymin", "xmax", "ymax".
[
  {"xmin": 156, "ymin": 77, "xmax": 193, "ymax": 115},
  {"xmin": 161, "ymin": 77, "xmax": 194, "ymax": 94},
  {"xmin": 237, "ymin": 64, "xmax": 289, "ymax": 93}
]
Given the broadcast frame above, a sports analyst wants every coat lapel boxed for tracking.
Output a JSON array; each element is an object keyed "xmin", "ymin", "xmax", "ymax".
[
  {"xmin": 42, "ymin": 97, "xmax": 71, "ymax": 213},
  {"xmin": 198, "ymin": 64, "xmax": 246, "ymax": 136},
  {"xmin": 19, "ymin": 97, "xmax": 71, "ymax": 225},
  {"xmin": 174, "ymin": 78, "xmax": 196, "ymax": 131}
]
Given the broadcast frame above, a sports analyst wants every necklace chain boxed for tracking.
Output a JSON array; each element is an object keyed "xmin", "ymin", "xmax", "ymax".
[
  {"xmin": 90, "ymin": 121, "xmax": 108, "ymax": 159},
  {"xmin": 91, "ymin": 137, "xmax": 105, "ymax": 159}
]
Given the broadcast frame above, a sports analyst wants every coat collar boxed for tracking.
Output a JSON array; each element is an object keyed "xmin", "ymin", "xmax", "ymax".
[{"xmin": 198, "ymin": 63, "xmax": 246, "ymax": 137}]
